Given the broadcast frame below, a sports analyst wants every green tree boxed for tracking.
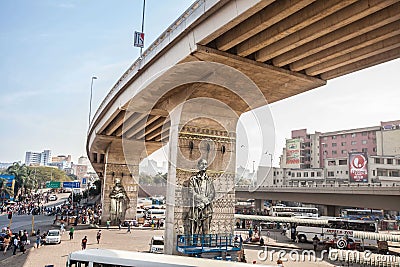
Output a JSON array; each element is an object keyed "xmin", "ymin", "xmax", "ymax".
[
  {"xmin": 89, "ymin": 179, "xmax": 101, "ymax": 197},
  {"xmin": 6, "ymin": 162, "xmax": 28, "ymax": 196},
  {"xmin": 23, "ymin": 168, "xmax": 38, "ymax": 194},
  {"xmin": 28, "ymin": 166, "xmax": 72, "ymax": 188}
]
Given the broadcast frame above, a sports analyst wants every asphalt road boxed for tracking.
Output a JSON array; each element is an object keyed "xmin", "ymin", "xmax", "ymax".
[{"xmin": 0, "ymin": 193, "xmax": 70, "ymax": 232}]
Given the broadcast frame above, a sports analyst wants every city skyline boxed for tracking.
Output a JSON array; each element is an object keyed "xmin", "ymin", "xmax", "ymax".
[{"xmin": 1, "ymin": 1, "xmax": 399, "ymax": 170}]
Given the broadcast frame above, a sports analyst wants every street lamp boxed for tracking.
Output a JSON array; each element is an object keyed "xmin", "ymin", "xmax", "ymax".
[{"xmin": 88, "ymin": 76, "xmax": 98, "ymax": 126}]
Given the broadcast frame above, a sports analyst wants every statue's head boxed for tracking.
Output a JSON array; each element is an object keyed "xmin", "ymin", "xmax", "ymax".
[
  {"xmin": 115, "ymin": 178, "xmax": 121, "ymax": 185},
  {"xmin": 197, "ymin": 159, "xmax": 208, "ymax": 171}
]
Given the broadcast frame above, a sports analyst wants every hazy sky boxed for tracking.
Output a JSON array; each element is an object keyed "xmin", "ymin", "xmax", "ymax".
[{"xmin": 1, "ymin": 1, "xmax": 399, "ymax": 170}]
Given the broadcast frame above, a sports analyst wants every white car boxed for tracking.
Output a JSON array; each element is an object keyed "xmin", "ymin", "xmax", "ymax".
[
  {"xmin": 149, "ymin": 236, "xmax": 164, "ymax": 254},
  {"xmin": 46, "ymin": 229, "xmax": 61, "ymax": 244},
  {"xmin": 48, "ymin": 194, "xmax": 58, "ymax": 201}
]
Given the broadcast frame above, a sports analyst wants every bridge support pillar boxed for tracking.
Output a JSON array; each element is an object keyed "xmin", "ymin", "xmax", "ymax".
[
  {"xmin": 101, "ymin": 142, "xmax": 140, "ymax": 225},
  {"xmin": 164, "ymin": 103, "xmax": 238, "ymax": 255},
  {"xmin": 323, "ymin": 205, "xmax": 341, "ymax": 217},
  {"xmin": 255, "ymin": 199, "xmax": 262, "ymax": 211}
]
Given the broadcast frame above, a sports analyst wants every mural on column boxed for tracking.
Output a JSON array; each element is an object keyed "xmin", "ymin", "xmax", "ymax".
[
  {"xmin": 188, "ymin": 159, "xmax": 215, "ymax": 235},
  {"xmin": 173, "ymin": 125, "xmax": 236, "ymax": 237},
  {"xmin": 109, "ymin": 178, "xmax": 129, "ymax": 224}
]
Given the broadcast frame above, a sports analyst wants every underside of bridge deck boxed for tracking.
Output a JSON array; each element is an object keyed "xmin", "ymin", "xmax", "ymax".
[
  {"xmin": 88, "ymin": 0, "xmax": 400, "ymax": 177},
  {"xmin": 201, "ymin": 0, "xmax": 400, "ymax": 80}
]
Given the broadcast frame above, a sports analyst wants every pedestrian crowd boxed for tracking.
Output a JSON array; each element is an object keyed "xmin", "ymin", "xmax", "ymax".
[{"xmin": 0, "ymin": 227, "xmax": 31, "ymax": 256}]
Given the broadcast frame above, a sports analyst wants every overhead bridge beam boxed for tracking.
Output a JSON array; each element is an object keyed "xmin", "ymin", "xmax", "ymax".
[
  {"xmin": 290, "ymin": 20, "xmax": 400, "ymax": 72},
  {"xmin": 216, "ymin": 0, "xmax": 309, "ymax": 51},
  {"xmin": 255, "ymin": 0, "xmax": 396, "ymax": 62},
  {"xmin": 236, "ymin": 0, "xmax": 352, "ymax": 57},
  {"xmin": 274, "ymin": 2, "xmax": 400, "ymax": 67}
]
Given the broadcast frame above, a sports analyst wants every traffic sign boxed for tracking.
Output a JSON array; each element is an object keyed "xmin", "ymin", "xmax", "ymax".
[
  {"xmin": 82, "ymin": 178, "xmax": 87, "ymax": 185},
  {"xmin": 134, "ymin": 31, "xmax": 144, "ymax": 48},
  {"xmin": 62, "ymin": 181, "xmax": 81, "ymax": 188},
  {"xmin": 46, "ymin": 181, "xmax": 61, "ymax": 189}
]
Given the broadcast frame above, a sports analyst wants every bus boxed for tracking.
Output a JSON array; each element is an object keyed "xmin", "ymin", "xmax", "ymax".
[
  {"xmin": 147, "ymin": 208, "xmax": 166, "ymax": 220},
  {"xmin": 296, "ymin": 218, "xmax": 378, "ymax": 247},
  {"xmin": 270, "ymin": 206, "xmax": 319, "ymax": 218},
  {"xmin": 66, "ymin": 249, "xmax": 273, "ymax": 266},
  {"xmin": 340, "ymin": 209, "xmax": 384, "ymax": 221}
]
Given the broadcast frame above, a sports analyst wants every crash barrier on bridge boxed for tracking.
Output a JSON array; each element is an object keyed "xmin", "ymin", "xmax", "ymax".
[
  {"xmin": 176, "ymin": 234, "xmax": 242, "ymax": 256},
  {"xmin": 353, "ymin": 231, "xmax": 400, "ymax": 243},
  {"xmin": 234, "ymin": 214, "xmax": 329, "ymax": 225},
  {"xmin": 329, "ymin": 249, "xmax": 400, "ymax": 267}
]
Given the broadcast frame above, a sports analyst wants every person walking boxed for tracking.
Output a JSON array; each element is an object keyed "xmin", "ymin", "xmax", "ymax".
[
  {"xmin": 60, "ymin": 222, "xmax": 65, "ymax": 235},
  {"xmin": 106, "ymin": 220, "xmax": 111, "ymax": 230},
  {"xmin": 36, "ymin": 235, "xmax": 41, "ymax": 248},
  {"xmin": 312, "ymin": 235, "xmax": 320, "ymax": 251},
  {"xmin": 69, "ymin": 226, "xmax": 75, "ymax": 240},
  {"xmin": 127, "ymin": 222, "xmax": 131, "ymax": 233},
  {"xmin": 81, "ymin": 236, "xmax": 88, "ymax": 250},
  {"xmin": 3, "ymin": 235, "xmax": 10, "ymax": 255},
  {"xmin": 13, "ymin": 235, "xmax": 19, "ymax": 255},
  {"xmin": 96, "ymin": 230, "xmax": 102, "ymax": 244}
]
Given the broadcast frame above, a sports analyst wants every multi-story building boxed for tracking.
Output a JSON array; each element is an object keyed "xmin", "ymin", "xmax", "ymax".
[
  {"xmin": 259, "ymin": 154, "xmax": 400, "ymax": 187},
  {"xmin": 259, "ymin": 120, "xmax": 400, "ymax": 187},
  {"xmin": 280, "ymin": 120, "xmax": 400, "ymax": 169},
  {"xmin": 52, "ymin": 155, "xmax": 71, "ymax": 164},
  {"xmin": 72, "ymin": 164, "xmax": 88, "ymax": 180},
  {"xmin": 25, "ymin": 150, "xmax": 51, "ymax": 166},
  {"xmin": 49, "ymin": 154, "xmax": 72, "ymax": 170}
]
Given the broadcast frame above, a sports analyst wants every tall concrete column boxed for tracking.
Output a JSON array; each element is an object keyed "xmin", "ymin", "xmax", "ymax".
[
  {"xmin": 255, "ymin": 199, "xmax": 262, "ymax": 211},
  {"xmin": 164, "ymin": 100, "xmax": 238, "ymax": 255},
  {"xmin": 101, "ymin": 141, "xmax": 140, "ymax": 225},
  {"xmin": 323, "ymin": 205, "xmax": 341, "ymax": 217}
]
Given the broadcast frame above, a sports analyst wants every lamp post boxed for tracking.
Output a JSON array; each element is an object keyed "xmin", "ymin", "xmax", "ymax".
[
  {"xmin": 252, "ymin": 160, "xmax": 256, "ymax": 187},
  {"xmin": 88, "ymin": 76, "xmax": 98, "ymax": 126}
]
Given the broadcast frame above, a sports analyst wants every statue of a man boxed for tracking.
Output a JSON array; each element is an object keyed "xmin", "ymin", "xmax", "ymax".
[
  {"xmin": 109, "ymin": 178, "xmax": 128, "ymax": 223},
  {"xmin": 188, "ymin": 159, "xmax": 215, "ymax": 235}
]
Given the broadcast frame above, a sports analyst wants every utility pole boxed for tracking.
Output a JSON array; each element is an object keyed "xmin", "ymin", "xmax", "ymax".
[{"xmin": 140, "ymin": 0, "xmax": 146, "ymax": 56}]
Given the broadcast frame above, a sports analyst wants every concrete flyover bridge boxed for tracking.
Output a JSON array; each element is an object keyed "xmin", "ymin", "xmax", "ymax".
[
  {"xmin": 87, "ymin": 0, "xmax": 400, "ymax": 254},
  {"xmin": 236, "ymin": 184, "xmax": 400, "ymax": 211}
]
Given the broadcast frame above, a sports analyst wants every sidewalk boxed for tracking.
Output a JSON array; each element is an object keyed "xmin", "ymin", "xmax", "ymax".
[{"xmin": 1, "ymin": 225, "xmax": 164, "ymax": 267}]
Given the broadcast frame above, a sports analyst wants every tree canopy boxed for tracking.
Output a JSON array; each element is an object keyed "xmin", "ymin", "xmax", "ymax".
[
  {"xmin": 4, "ymin": 163, "xmax": 72, "ymax": 197},
  {"xmin": 28, "ymin": 166, "xmax": 72, "ymax": 187}
]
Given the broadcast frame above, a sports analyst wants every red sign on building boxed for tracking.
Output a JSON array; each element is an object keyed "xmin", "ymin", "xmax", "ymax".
[{"xmin": 349, "ymin": 152, "xmax": 368, "ymax": 182}]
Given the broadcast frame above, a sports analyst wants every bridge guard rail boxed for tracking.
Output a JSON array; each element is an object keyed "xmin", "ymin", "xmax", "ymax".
[
  {"xmin": 176, "ymin": 234, "xmax": 242, "ymax": 255},
  {"xmin": 353, "ymin": 231, "xmax": 400, "ymax": 242},
  {"xmin": 234, "ymin": 214, "xmax": 329, "ymax": 225}
]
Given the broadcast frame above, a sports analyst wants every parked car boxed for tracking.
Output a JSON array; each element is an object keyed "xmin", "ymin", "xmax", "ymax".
[
  {"xmin": 48, "ymin": 194, "xmax": 58, "ymax": 201},
  {"xmin": 45, "ymin": 229, "xmax": 61, "ymax": 244},
  {"xmin": 149, "ymin": 236, "xmax": 164, "ymax": 254}
]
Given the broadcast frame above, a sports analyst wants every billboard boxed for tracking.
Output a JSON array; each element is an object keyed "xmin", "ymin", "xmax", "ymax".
[
  {"xmin": 349, "ymin": 152, "xmax": 368, "ymax": 182},
  {"xmin": 286, "ymin": 139, "xmax": 301, "ymax": 168}
]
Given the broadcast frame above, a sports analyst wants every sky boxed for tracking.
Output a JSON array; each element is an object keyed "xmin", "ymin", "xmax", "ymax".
[{"xmin": 1, "ymin": 1, "xmax": 399, "ymax": 171}]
